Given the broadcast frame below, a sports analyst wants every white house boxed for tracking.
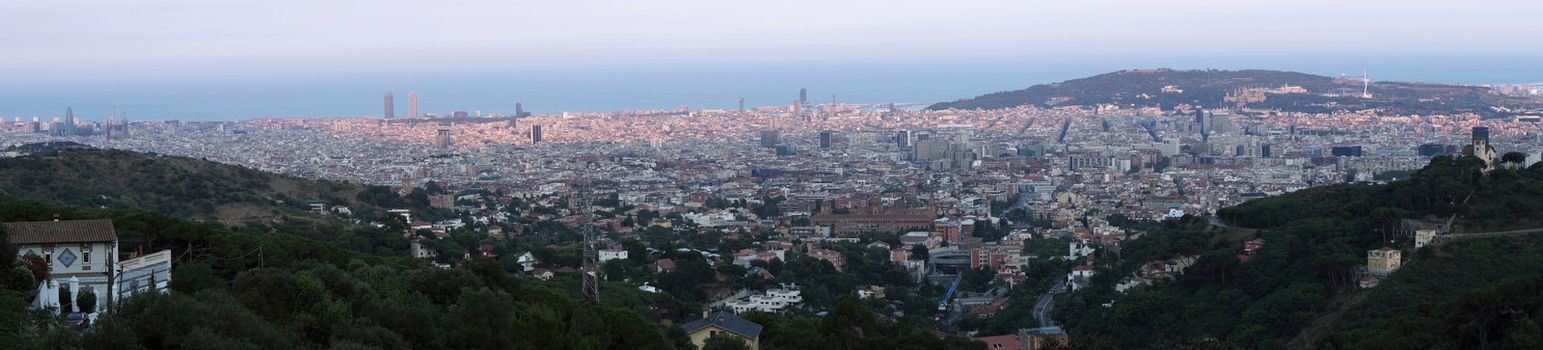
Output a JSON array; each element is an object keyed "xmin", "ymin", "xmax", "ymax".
[
  {"xmin": 1067, "ymin": 265, "xmax": 1096, "ymax": 291},
  {"xmin": 598, "ymin": 249, "xmax": 629, "ymax": 263},
  {"xmin": 726, "ymin": 287, "xmax": 803, "ymax": 314},
  {"xmin": 515, "ymin": 252, "xmax": 539, "ymax": 272},
  {"xmin": 7, "ymin": 219, "xmax": 119, "ymax": 312},
  {"xmin": 1067, "ymin": 241, "xmax": 1096, "ymax": 260},
  {"xmin": 114, "ymin": 249, "xmax": 173, "ymax": 300}
]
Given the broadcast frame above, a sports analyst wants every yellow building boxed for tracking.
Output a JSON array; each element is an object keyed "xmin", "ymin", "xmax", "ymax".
[
  {"xmin": 683, "ymin": 311, "xmax": 762, "ymax": 350},
  {"xmin": 1368, "ymin": 247, "xmax": 1401, "ymax": 275}
]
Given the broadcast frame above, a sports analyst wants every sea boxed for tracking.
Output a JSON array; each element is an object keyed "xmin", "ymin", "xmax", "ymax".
[{"xmin": 2, "ymin": 53, "xmax": 1540, "ymax": 121}]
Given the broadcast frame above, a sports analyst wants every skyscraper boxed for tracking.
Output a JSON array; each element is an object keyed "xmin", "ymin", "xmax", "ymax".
[
  {"xmin": 530, "ymin": 125, "xmax": 543, "ymax": 144},
  {"xmin": 819, "ymin": 130, "xmax": 833, "ymax": 148},
  {"xmin": 384, "ymin": 92, "xmax": 395, "ymax": 118},
  {"xmin": 799, "ymin": 88, "xmax": 807, "ymax": 103},
  {"xmin": 759, "ymin": 130, "xmax": 779, "ymax": 148},
  {"xmin": 408, "ymin": 91, "xmax": 420, "ymax": 118},
  {"xmin": 62, "ymin": 106, "xmax": 76, "ymax": 136},
  {"xmin": 516, "ymin": 103, "xmax": 530, "ymax": 118}
]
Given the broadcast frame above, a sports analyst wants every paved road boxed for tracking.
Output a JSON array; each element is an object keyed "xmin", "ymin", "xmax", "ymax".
[
  {"xmin": 1034, "ymin": 280, "xmax": 1067, "ymax": 327},
  {"xmin": 1207, "ymin": 216, "xmax": 1259, "ymax": 233},
  {"xmin": 1445, "ymin": 227, "xmax": 1543, "ymax": 240},
  {"xmin": 1206, "ymin": 215, "xmax": 1543, "ymax": 240}
]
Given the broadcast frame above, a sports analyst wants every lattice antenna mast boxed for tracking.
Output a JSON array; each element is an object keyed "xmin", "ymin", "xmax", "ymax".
[{"xmin": 580, "ymin": 187, "xmax": 600, "ymax": 302}]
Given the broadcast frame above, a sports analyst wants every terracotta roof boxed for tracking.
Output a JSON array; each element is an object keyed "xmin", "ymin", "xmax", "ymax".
[{"xmin": 4, "ymin": 219, "xmax": 118, "ymax": 245}]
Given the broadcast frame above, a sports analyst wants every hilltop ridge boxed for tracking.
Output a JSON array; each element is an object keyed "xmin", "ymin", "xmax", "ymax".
[
  {"xmin": 0, "ymin": 142, "xmax": 416, "ymax": 224},
  {"xmin": 928, "ymin": 68, "xmax": 1530, "ymax": 116}
]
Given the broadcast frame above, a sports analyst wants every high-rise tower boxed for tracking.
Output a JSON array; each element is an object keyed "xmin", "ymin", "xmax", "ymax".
[
  {"xmin": 63, "ymin": 106, "xmax": 76, "ymax": 136},
  {"xmin": 384, "ymin": 92, "xmax": 395, "ymax": 118},
  {"xmin": 408, "ymin": 91, "xmax": 419, "ymax": 118}
]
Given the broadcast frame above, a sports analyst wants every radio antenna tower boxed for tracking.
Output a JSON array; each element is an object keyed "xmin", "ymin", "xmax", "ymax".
[{"xmin": 580, "ymin": 188, "xmax": 600, "ymax": 302}]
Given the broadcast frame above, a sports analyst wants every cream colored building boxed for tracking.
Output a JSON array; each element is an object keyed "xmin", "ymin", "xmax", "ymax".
[{"xmin": 1368, "ymin": 247, "xmax": 1401, "ymax": 275}]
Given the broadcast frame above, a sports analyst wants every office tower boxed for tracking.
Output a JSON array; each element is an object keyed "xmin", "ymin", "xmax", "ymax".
[
  {"xmin": 760, "ymin": 130, "xmax": 780, "ymax": 148},
  {"xmin": 62, "ymin": 106, "xmax": 76, "ymax": 136},
  {"xmin": 530, "ymin": 125, "xmax": 543, "ymax": 144},
  {"xmin": 408, "ymin": 91, "xmax": 419, "ymax": 118},
  {"xmin": 515, "ymin": 103, "xmax": 530, "ymax": 118},
  {"xmin": 1193, "ymin": 109, "xmax": 1206, "ymax": 134},
  {"xmin": 435, "ymin": 129, "xmax": 453, "ymax": 148},
  {"xmin": 738, "ymin": 97, "xmax": 744, "ymax": 116},
  {"xmin": 384, "ymin": 92, "xmax": 395, "ymax": 118},
  {"xmin": 1261, "ymin": 144, "xmax": 1273, "ymax": 158},
  {"xmin": 799, "ymin": 88, "xmax": 807, "ymax": 103},
  {"xmin": 819, "ymin": 130, "xmax": 833, "ymax": 148},
  {"xmin": 1212, "ymin": 112, "xmax": 1232, "ymax": 134},
  {"xmin": 895, "ymin": 130, "xmax": 912, "ymax": 148},
  {"xmin": 792, "ymin": 100, "xmax": 803, "ymax": 118}
]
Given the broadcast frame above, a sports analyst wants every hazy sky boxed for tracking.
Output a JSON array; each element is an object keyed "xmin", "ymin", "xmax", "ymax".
[{"xmin": 3, "ymin": 0, "xmax": 1540, "ymax": 83}]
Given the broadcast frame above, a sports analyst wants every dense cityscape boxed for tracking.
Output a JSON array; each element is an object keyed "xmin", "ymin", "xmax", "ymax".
[
  {"xmin": 6, "ymin": 1, "xmax": 1543, "ymax": 349},
  {"xmin": 4, "ymin": 76, "xmax": 1543, "ymax": 347}
]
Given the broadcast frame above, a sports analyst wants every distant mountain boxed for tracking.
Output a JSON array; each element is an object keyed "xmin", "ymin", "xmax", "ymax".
[
  {"xmin": 928, "ymin": 68, "xmax": 1528, "ymax": 116},
  {"xmin": 0, "ymin": 142, "xmax": 409, "ymax": 223}
]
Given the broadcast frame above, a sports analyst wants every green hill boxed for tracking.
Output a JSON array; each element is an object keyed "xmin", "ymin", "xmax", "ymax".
[
  {"xmin": 1054, "ymin": 156, "xmax": 1543, "ymax": 348},
  {"xmin": 927, "ymin": 69, "xmax": 1526, "ymax": 116},
  {"xmin": 0, "ymin": 142, "xmax": 412, "ymax": 224}
]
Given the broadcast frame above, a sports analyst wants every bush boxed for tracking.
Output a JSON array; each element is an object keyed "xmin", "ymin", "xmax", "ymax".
[
  {"xmin": 77, "ymin": 289, "xmax": 97, "ymax": 313},
  {"xmin": 3, "ymin": 264, "xmax": 37, "ymax": 294},
  {"xmin": 57, "ymin": 286, "xmax": 71, "ymax": 313}
]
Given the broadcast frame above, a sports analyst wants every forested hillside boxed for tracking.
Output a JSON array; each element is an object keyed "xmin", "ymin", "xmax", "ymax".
[
  {"xmin": 1324, "ymin": 236, "xmax": 1543, "ymax": 349},
  {"xmin": 0, "ymin": 197, "xmax": 980, "ymax": 349},
  {"xmin": 1054, "ymin": 155, "xmax": 1543, "ymax": 348},
  {"xmin": 0, "ymin": 143, "xmax": 436, "ymax": 224}
]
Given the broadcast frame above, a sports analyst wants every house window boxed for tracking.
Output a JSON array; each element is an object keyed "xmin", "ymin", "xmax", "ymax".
[{"xmin": 82, "ymin": 244, "xmax": 92, "ymax": 264}]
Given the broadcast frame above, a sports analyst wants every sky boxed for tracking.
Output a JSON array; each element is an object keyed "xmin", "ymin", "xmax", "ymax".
[
  {"xmin": 1, "ymin": 1, "xmax": 1540, "ymax": 120},
  {"xmin": 3, "ymin": 0, "xmax": 1540, "ymax": 82}
]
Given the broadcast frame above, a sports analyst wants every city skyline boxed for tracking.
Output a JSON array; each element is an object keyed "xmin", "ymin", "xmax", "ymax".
[{"xmin": 7, "ymin": 55, "xmax": 1543, "ymax": 122}]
